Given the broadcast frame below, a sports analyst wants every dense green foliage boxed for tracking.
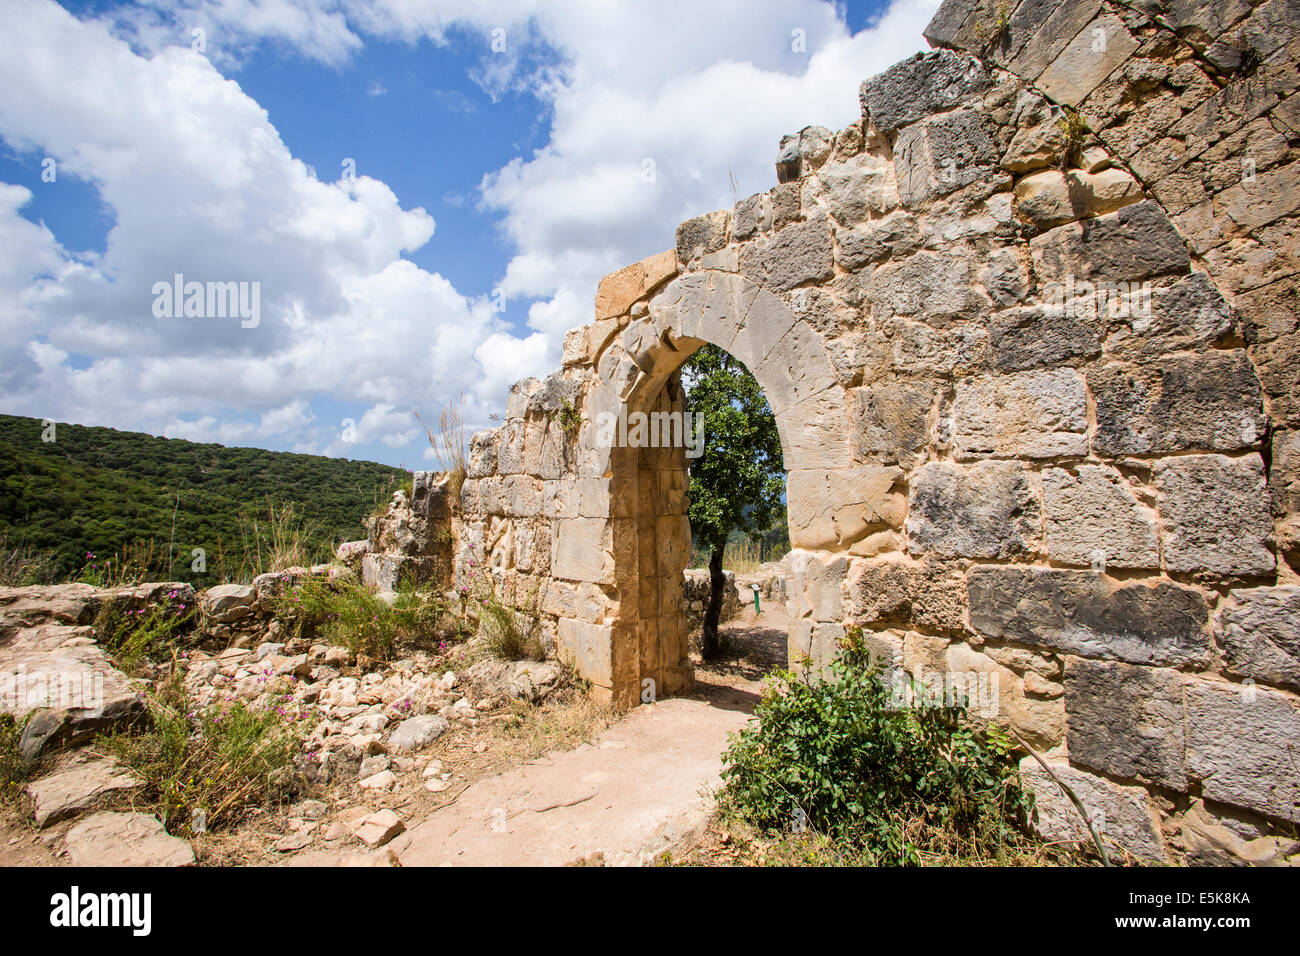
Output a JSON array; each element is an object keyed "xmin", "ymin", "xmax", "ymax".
[
  {"xmin": 719, "ymin": 629, "xmax": 1033, "ymax": 865},
  {"xmin": 680, "ymin": 345, "xmax": 785, "ymax": 554},
  {"xmin": 0, "ymin": 414, "xmax": 409, "ymax": 584}
]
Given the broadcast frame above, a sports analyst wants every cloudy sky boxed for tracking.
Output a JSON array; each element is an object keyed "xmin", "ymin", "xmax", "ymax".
[{"xmin": 0, "ymin": 0, "xmax": 938, "ymax": 469}]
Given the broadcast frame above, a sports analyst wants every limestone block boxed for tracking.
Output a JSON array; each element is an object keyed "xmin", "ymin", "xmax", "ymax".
[
  {"xmin": 858, "ymin": 49, "xmax": 992, "ymax": 134},
  {"xmin": 1186, "ymin": 678, "xmax": 1300, "ymax": 822},
  {"xmin": 676, "ymin": 211, "xmax": 730, "ymax": 265},
  {"xmin": 787, "ymin": 465, "xmax": 905, "ymax": 550},
  {"xmin": 1064, "ymin": 658, "xmax": 1188, "ymax": 791},
  {"xmin": 754, "ymin": 321, "xmax": 839, "ymax": 414},
  {"xmin": 1035, "ymin": 13, "xmax": 1139, "ymax": 107},
  {"xmin": 466, "ymin": 428, "xmax": 498, "ymax": 479},
  {"xmin": 1218, "ymin": 585, "xmax": 1300, "ymax": 692},
  {"xmin": 952, "ymin": 368, "xmax": 1089, "ymax": 459},
  {"xmin": 1019, "ymin": 759, "xmax": 1167, "ymax": 863},
  {"xmin": 802, "ymin": 152, "xmax": 898, "ymax": 227},
  {"xmin": 551, "ymin": 519, "xmax": 615, "ymax": 584},
  {"xmin": 945, "ymin": 642, "xmax": 1063, "ymax": 749},
  {"xmin": 788, "ymin": 550, "xmax": 848, "ymax": 623},
  {"xmin": 1030, "ymin": 201, "xmax": 1189, "ymax": 284},
  {"xmin": 557, "ymin": 618, "xmax": 617, "ymax": 688},
  {"xmin": 968, "ymin": 566, "xmax": 1212, "ymax": 666},
  {"xmin": 894, "ymin": 109, "xmax": 999, "ymax": 206},
  {"xmin": 867, "ymin": 250, "xmax": 986, "ymax": 322},
  {"xmin": 1013, "ymin": 168, "xmax": 1143, "ymax": 228},
  {"xmin": 1089, "ymin": 352, "xmax": 1267, "ymax": 455},
  {"xmin": 500, "ymin": 475, "xmax": 543, "ymax": 519},
  {"xmin": 738, "ymin": 215, "xmax": 834, "ymax": 292},
  {"xmin": 1154, "ymin": 454, "xmax": 1275, "ymax": 577},
  {"xmin": 594, "ymin": 248, "xmax": 677, "ymax": 320},
  {"xmin": 986, "ymin": 304, "xmax": 1103, "ymax": 372},
  {"xmin": 495, "ymin": 420, "xmax": 526, "ymax": 475},
  {"xmin": 847, "ymin": 554, "xmax": 966, "ymax": 633},
  {"xmin": 835, "ymin": 210, "xmax": 920, "ymax": 270},
  {"xmin": 1041, "ymin": 465, "xmax": 1160, "ymax": 570},
  {"xmin": 906, "ymin": 461, "xmax": 1042, "ymax": 559},
  {"xmin": 848, "ymin": 379, "xmax": 936, "ymax": 464},
  {"xmin": 1102, "ymin": 271, "xmax": 1233, "ymax": 361},
  {"xmin": 732, "ymin": 288, "xmax": 798, "ymax": 374}
]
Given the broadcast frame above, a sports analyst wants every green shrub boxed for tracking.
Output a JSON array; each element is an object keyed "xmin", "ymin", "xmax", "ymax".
[
  {"xmin": 719, "ymin": 628, "xmax": 1032, "ymax": 865},
  {"xmin": 274, "ymin": 577, "xmax": 449, "ymax": 661},
  {"xmin": 104, "ymin": 675, "xmax": 308, "ymax": 836}
]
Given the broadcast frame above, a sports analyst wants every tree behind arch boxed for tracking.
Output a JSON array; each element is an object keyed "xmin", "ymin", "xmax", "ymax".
[{"xmin": 680, "ymin": 344, "xmax": 785, "ymax": 660}]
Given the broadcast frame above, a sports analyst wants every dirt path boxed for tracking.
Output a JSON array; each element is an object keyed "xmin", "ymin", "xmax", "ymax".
[{"xmin": 301, "ymin": 602, "xmax": 789, "ymax": 867}]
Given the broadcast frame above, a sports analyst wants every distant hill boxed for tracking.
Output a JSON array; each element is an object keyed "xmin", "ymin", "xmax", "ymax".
[{"xmin": 0, "ymin": 414, "xmax": 409, "ymax": 584}]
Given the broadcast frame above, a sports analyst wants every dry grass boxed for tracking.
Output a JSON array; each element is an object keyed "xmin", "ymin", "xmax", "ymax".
[
  {"xmin": 0, "ymin": 533, "xmax": 58, "ymax": 586},
  {"xmin": 664, "ymin": 812, "xmax": 1100, "ymax": 867},
  {"xmin": 230, "ymin": 500, "xmax": 328, "ymax": 580},
  {"xmin": 415, "ymin": 393, "xmax": 468, "ymax": 497},
  {"xmin": 689, "ymin": 538, "xmax": 788, "ymax": 574}
]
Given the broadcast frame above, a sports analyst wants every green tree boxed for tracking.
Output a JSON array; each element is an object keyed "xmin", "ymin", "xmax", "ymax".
[{"xmin": 681, "ymin": 344, "xmax": 785, "ymax": 659}]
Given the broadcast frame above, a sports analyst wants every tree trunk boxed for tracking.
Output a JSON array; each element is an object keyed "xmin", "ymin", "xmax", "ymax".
[{"xmin": 701, "ymin": 545, "xmax": 725, "ymax": 661}]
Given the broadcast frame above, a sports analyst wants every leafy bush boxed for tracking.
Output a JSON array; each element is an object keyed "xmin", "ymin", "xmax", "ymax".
[
  {"xmin": 273, "ymin": 577, "xmax": 450, "ymax": 661},
  {"xmin": 104, "ymin": 675, "xmax": 308, "ymax": 836},
  {"xmin": 719, "ymin": 628, "xmax": 1032, "ymax": 865}
]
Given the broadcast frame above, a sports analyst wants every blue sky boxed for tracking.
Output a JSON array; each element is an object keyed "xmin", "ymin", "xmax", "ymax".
[{"xmin": 0, "ymin": 0, "xmax": 937, "ymax": 469}]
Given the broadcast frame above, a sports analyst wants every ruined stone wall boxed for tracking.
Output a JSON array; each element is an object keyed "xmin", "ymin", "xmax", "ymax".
[{"xmin": 456, "ymin": 0, "xmax": 1300, "ymax": 863}]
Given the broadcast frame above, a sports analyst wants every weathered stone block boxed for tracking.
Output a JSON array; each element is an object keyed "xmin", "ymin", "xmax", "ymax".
[
  {"xmin": 738, "ymin": 215, "xmax": 834, "ymax": 292},
  {"xmin": 847, "ymin": 555, "xmax": 966, "ymax": 633},
  {"xmin": 1030, "ymin": 201, "xmax": 1189, "ymax": 284},
  {"xmin": 1019, "ymin": 758, "xmax": 1167, "ymax": 863},
  {"xmin": 1102, "ymin": 271, "xmax": 1233, "ymax": 361},
  {"xmin": 675, "ymin": 211, "xmax": 730, "ymax": 265},
  {"xmin": 788, "ymin": 550, "xmax": 848, "ymax": 623},
  {"xmin": 803, "ymin": 152, "xmax": 898, "ymax": 227},
  {"xmin": 1035, "ymin": 13, "xmax": 1139, "ymax": 107},
  {"xmin": 787, "ymin": 465, "xmax": 905, "ymax": 550},
  {"xmin": 858, "ymin": 49, "xmax": 992, "ymax": 134},
  {"xmin": 1042, "ymin": 465, "xmax": 1160, "ymax": 570},
  {"xmin": 968, "ymin": 567, "xmax": 1211, "ymax": 666},
  {"xmin": 1186, "ymin": 679, "xmax": 1300, "ymax": 822},
  {"xmin": 987, "ymin": 304, "xmax": 1102, "ymax": 372},
  {"xmin": 1219, "ymin": 585, "xmax": 1300, "ymax": 692},
  {"xmin": 906, "ymin": 461, "xmax": 1041, "ymax": 559},
  {"xmin": 1013, "ymin": 168, "xmax": 1143, "ymax": 229},
  {"xmin": 847, "ymin": 379, "xmax": 936, "ymax": 464},
  {"xmin": 953, "ymin": 368, "xmax": 1089, "ymax": 459},
  {"xmin": 1064, "ymin": 658, "xmax": 1188, "ymax": 791},
  {"xmin": 1090, "ymin": 352, "xmax": 1267, "ymax": 455},
  {"xmin": 1154, "ymin": 454, "xmax": 1275, "ymax": 577},
  {"xmin": 551, "ymin": 518, "xmax": 614, "ymax": 584},
  {"xmin": 894, "ymin": 109, "xmax": 999, "ymax": 207}
]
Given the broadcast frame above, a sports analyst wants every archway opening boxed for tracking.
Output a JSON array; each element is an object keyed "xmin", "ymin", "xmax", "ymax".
[{"xmin": 614, "ymin": 338, "xmax": 791, "ymax": 705}]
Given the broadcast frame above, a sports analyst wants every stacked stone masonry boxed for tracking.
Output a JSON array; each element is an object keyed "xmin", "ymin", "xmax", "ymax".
[{"xmin": 456, "ymin": 0, "xmax": 1300, "ymax": 864}]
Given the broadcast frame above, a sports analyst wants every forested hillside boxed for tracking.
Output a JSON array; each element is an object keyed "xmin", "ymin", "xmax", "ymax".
[{"xmin": 0, "ymin": 414, "xmax": 409, "ymax": 584}]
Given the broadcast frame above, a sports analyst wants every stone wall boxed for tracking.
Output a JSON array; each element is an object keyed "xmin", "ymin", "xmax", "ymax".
[{"xmin": 455, "ymin": 0, "xmax": 1300, "ymax": 862}]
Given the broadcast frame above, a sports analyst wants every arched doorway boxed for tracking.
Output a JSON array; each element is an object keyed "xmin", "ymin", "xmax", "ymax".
[{"xmin": 584, "ymin": 270, "xmax": 854, "ymax": 706}]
